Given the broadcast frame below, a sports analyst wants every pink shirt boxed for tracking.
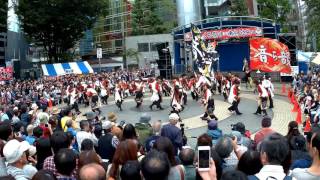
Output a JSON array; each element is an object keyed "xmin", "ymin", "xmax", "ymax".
[{"xmin": 254, "ymin": 128, "xmax": 275, "ymax": 146}]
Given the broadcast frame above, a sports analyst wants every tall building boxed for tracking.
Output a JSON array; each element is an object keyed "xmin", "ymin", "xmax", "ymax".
[
  {"xmin": 200, "ymin": 0, "xmax": 258, "ymax": 18},
  {"xmin": 0, "ymin": 0, "xmax": 8, "ymax": 67},
  {"xmin": 79, "ymin": 30, "xmax": 94, "ymax": 56},
  {"xmin": 93, "ymin": 0, "xmax": 133, "ymax": 56}
]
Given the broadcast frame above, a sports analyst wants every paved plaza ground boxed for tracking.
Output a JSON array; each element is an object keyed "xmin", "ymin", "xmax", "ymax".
[{"xmin": 72, "ymin": 84, "xmax": 296, "ymax": 148}]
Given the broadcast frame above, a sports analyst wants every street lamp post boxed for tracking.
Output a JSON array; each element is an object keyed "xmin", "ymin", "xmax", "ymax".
[
  {"xmin": 97, "ymin": 44, "xmax": 102, "ymax": 73},
  {"xmin": 162, "ymin": 48, "xmax": 169, "ymax": 79}
]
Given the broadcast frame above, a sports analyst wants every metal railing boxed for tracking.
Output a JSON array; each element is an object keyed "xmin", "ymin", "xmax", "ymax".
[{"xmin": 172, "ymin": 16, "xmax": 276, "ymax": 33}]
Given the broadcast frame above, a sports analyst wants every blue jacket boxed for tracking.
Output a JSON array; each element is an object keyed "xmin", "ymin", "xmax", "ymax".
[
  {"xmin": 161, "ymin": 124, "xmax": 183, "ymax": 154},
  {"xmin": 207, "ymin": 129, "xmax": 223, "ymax": 144}
]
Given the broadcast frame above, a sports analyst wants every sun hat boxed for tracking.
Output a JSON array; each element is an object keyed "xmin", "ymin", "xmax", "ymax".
[
  {"xmin": 3, "ymin": 139, "xmax": 30, "ymax": 163},
  {"xmin": 139, "ymin": 113, "xmax": 151, "ymax": 124},
  {"xmin": 108, "ymin": 112, "xmax": 117, "ymax": 122},
  {"xmin": 51, "ymin": 107, "xmax": 60, "ymax": 115},
  {"xmin": 85, "ymin": 111, "xmax": 96, "ymax": 120}
]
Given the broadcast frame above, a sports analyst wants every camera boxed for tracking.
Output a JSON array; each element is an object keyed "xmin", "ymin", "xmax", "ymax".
[{"xmin": 231, "ymin": 124, "xmax": 236, "ymax": 131}]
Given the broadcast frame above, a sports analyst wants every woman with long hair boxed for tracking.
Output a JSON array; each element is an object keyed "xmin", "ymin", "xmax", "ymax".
[
  {"xmin": 122, "ymin": 124, "xmax": 137, "ymax": 141},
  {"xmin": 154, "ymin": 137, "xmax": 185, "ymax": 180},
  {"xmin": 108, "ymin": 139, "xmax": 138, "ymax": 180}
]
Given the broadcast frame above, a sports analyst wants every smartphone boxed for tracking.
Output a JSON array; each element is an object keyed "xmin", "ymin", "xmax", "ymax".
[{"xmin": 198, "ymin": 146, "xmax": 211, "ymax": 171}]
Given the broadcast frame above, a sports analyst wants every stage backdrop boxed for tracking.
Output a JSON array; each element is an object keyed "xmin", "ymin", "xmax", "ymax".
[
  {"xmin": 216, "ymin": 41, "xmax": 249, "ymax": 71},
  {"xmin": 250, "ymin": 38, "xmax": 291, "ymax": 73}
]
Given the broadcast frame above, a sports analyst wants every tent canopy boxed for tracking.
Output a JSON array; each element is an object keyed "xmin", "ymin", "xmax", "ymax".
[
  {"xmin": 41, "ymin": 61, "xmax": 94, "ymax": 76},
  {"xmin": 297, "ymin": 50, "xmax": 315, "ymax": 62}
]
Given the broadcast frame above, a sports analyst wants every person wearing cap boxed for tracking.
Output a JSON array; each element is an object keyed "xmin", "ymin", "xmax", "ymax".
[
  {"xmin": 161, "ymin": 113, "xmax": 183, "ymax": 154},
  {"xmin": 85, "ymin": 111, "xmax": 99, "ymax": 127},
  {"xmin": 232, "ymin": 122, "xmax": 252, "ymax": 148},
  {"xmin": 108, "ymin": 112, "xmax": 117, "ymax": 124},
  {"xmin": 207, "ymin": 120, "xmax": 222, "ymax": 145},
  {"xmin": 254, "ymin": 116, "xmax": 275, "ymax": 148},
  {"xmin": 135, "ymin": 113, "xmax": 153, "ymax": 146},
  {"xmin": 227, "ymin": 79, "xmax": 242, "ymax": 115},
  {"xmin": 230, "ymin": 131, "xmax": 248, "ymax": 157},
  {"xmin": 97, "ymin": 120, "xmax": 119, "ymax": 161},
  {"xmin": 3, "ymin": 139, "xmax": 35, "ymax": 180}
]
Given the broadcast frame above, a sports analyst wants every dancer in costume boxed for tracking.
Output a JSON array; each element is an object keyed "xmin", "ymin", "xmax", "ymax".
[
  {"xmin": 149, "ymin": 77, "xmax": 163, "ymax": 110},
  {"xmin": 114, "ymin": 83, "xmax": 124, "ymax": 111},
  {"xmin": 228, "ymin": 80, "xmax": 242, "ymax": 115},
  {"xmin": 171, "ymin": 85, "xmax": 183, "ymax": 114},
  {"xmin": 135, "ymin": 79, "xmax": 144, "ymax": 108},
  {"xmin": 262, "ymin": 75, "xmax": 274, "ymax": 108},
  {"xmin": 254, "ymin": 79, "xmax": 269, "ymax": 116},
  {"xmin": 201, "ymin": 84, "xmax": 218, "ymax": 120}
]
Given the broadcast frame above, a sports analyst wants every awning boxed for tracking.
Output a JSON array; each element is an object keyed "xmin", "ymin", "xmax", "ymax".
[
  {"xmin": 312, "ymin": 53, "xmax": 320, "ymax": 65},
  {"xmin": 41, "ymin": 61, "xmax": 94, "ymax": 76},
  {"xmin": 297, "ymin": 50, "xmax": 315, "ymax": 62}
]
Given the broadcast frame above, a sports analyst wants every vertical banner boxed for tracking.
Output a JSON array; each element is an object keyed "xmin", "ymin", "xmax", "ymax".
[
  {"xmin": 191, "ymin": 24, "xmax": 219, "ymax": 78},
  {"xmin": 250, "ymin": 38, "xmax": 291, "ymax": 73}
]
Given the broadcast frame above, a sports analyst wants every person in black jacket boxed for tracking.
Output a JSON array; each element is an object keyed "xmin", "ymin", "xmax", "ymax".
[{"xmin": 97, "ymin": 121, "xmax": 119, "ymax": 162}]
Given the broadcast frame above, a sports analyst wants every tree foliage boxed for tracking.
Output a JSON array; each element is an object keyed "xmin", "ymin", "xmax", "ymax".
[
  {"xmin": 0, "ymin": 0, "xmax": 8, "ymax": 32},
  {"xmin": 15, "ymin": 0, "xmax": 108, "ymax": 63},
  {"xmin": 230, "ymin": 0, "xmax": 248, "ymax": 16},
  {"xmin": 132, "ymin": 0, "xmax": 176, "ymax": 35},
  {"xmin": 257, "ymin": 0, "xmax": 291, "ymax": 28},
  {"xmin": 305, "ymin": 0, "xmax": 320, "ymax": 50}
]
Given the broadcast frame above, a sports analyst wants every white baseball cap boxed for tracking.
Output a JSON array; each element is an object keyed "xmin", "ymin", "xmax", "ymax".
[
  {"xmin": 3, "ymin": 139, "xmax": 30, "ymax": 163},
  {"xmin": 102, "ymin": 120, "xmax": 112, "ymax": 130}
]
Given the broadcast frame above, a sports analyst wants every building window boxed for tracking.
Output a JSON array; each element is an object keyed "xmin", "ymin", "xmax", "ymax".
[
  {"xmin": 138, "ymin": 43, "xmax": 149, "ymax": 52},
  {"xmin": 150, "ymin": 42, "xmax": 160, "ymax": 51}
]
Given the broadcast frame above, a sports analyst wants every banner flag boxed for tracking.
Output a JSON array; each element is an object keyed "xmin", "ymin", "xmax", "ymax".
[
  {"xmin": 191, "ymin": 24, "xmax": 219, "ymax": 78},
  {"xmin": 250, "ymin": 37, "xmax": 291, "ymax": 73}
]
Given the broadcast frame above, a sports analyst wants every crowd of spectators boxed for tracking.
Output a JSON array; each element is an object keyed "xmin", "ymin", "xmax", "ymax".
[{"xmin": 0, "ymin": 70, "xmax": 320, "ymax": 179}]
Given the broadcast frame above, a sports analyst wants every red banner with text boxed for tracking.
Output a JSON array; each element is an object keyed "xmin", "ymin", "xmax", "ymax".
[
  {"xmin": 0, "ymin": 67, "xmax": 13, "ymax": 81},
  {"xmin": 250, "ymin": 38, "xmax": 291, "ymax": 73},
  {"xmin": 185, "ymin": 27, "xmax": 263, "ymax": 41}
]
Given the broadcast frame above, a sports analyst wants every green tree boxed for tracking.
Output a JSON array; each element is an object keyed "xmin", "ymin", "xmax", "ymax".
[
  {"xmin": 0, "ymin": 0, "xmax": 8, "ymax": 32},
  {"xmin": 305, "ymin": 0, "xmax": 320, "ymax": 50},
  {"xmin": 131, "ymin": 0, "xmax": 145, "ymax": 35},
  {"xmin": 15, "ymin": 0, "xmax": 108, "ymax": 63},
  {"xmin": 124, "ymin": 48, "xmax": 140, "ymax": 64},
  {"xmin": 131, "ymin": 0, "xmax": 176, "ymax": 35},
  {"xmin": 257, "ymin": 0, "xmax": 291, "ymax": 29},
  {"xmin": 230, "ymin": 0, "xmax": 248, "ymax": 16}
]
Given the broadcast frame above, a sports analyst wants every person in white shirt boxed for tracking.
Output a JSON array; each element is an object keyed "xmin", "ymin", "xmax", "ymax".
[{"xmin": 76, "ymin": 120, "xmax": 98, "ymax": 151}]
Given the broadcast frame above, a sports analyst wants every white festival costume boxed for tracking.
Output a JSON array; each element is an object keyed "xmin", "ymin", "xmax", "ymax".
[{"xmin": 150, "ymin": 81, "xmax": 160, "ymax": 102}]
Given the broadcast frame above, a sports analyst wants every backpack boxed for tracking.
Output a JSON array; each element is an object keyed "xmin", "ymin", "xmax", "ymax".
[
  {"xmin": 135, "ymin": 123, "xmax": 153, "ymax": 146},
  {"xmin": 247, "ymin": 175, "xmax": 292, "ymax": 180}
]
